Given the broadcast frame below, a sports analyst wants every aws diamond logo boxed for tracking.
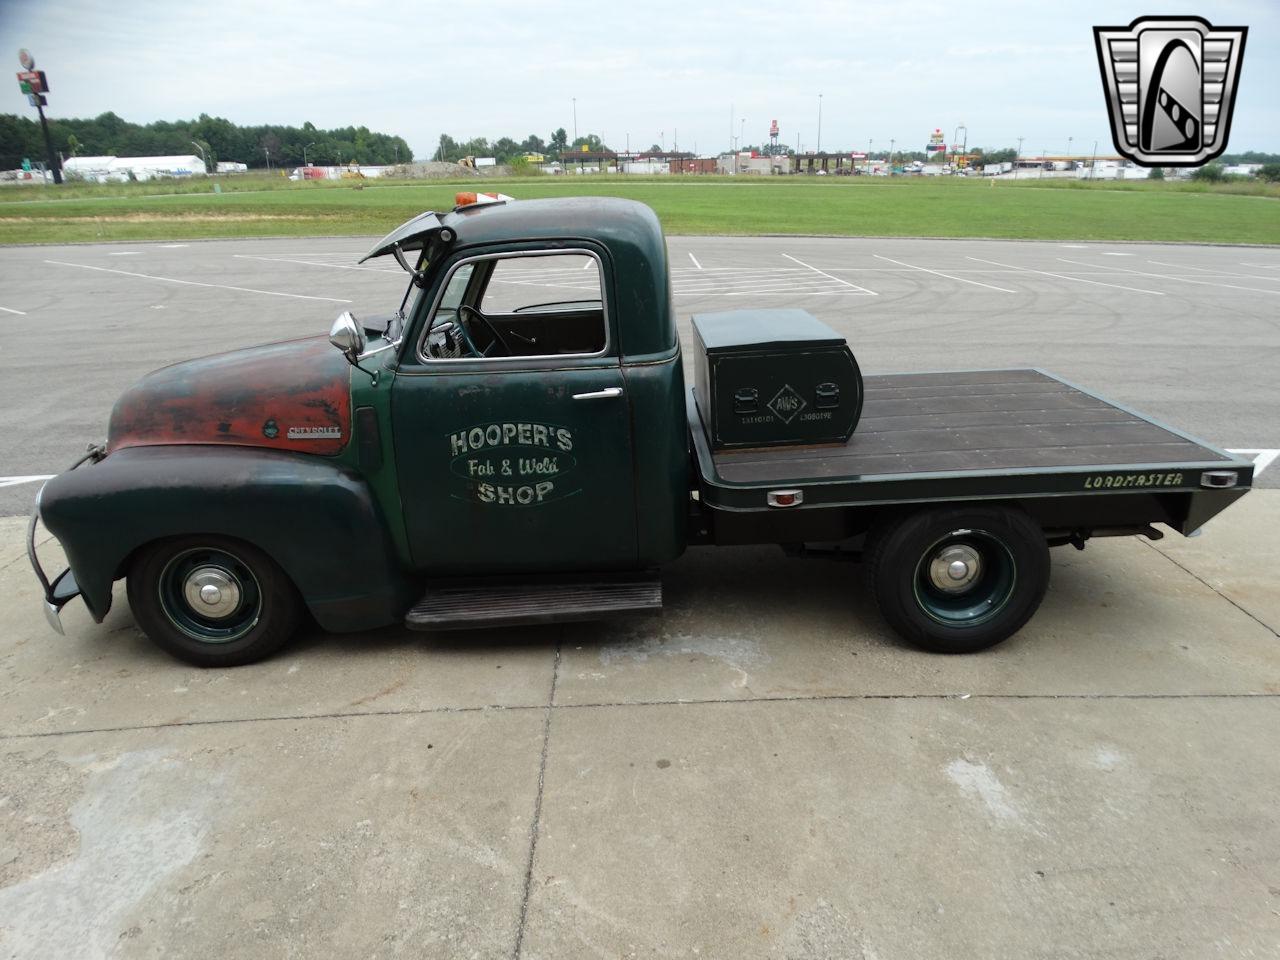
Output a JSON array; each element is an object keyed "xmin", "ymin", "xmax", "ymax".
[
  {"xmin": 1094, "ymin": 16, "xmax": 1247, "ymax": 167},
  {"xmin": 767, "ymin": 384, "xmax": 806, "ymax": 424}
]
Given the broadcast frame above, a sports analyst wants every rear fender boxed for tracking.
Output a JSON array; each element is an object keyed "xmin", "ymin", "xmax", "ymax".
[{"xmin": 37, "ymin": 446, "xmax": 415, "ymax": 632}]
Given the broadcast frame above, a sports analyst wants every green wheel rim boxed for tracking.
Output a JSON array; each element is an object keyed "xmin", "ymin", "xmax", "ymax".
[
  {"xmin": 912, "ymin": 529, "xmax": 1016, "ymax": 627},
  {"xmin": 158, "ymin": 547, "xmax": 262, "ymax": 644}
]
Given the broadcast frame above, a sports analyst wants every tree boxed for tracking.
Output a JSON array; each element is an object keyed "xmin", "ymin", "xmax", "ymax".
[
  {"xmin": 1148, "ymin": 166, "xmax": 1165, "ymax": 180},
  {"xmin": 549, "ymin": 127, "xmax": 568, "ymax": 156},
  {"xmin": 1191, "ymin": 161, "xmax": 1226, "ymax": 182},
  {"xmin": 1256, "ymin": 163, "xmax": 1280, "ymax": 182}
]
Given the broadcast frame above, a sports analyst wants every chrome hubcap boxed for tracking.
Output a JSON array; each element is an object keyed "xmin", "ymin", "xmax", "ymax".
[
  {"xmin": 928, "ymin": 545, "xmax": 982, "ymax": 594},
  {"xmin": 182, "ymin": 566, "xmax": 241, "ymax": 620}
]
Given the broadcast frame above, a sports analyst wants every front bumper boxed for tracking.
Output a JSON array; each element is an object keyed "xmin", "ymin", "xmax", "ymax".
[{"xmin": 28, "ymin": 444, "xmax": 106, "ymax": 634}]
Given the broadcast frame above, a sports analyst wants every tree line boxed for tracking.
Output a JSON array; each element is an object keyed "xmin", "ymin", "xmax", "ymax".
[{"xmin": 0, "ymin": 112, "xmax": 412, "ymax": 171}]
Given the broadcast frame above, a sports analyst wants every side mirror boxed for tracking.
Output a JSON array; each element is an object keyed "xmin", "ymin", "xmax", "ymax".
[{"xmin": 328, "ymin": 311, "xmax": 366, "ymax": 363}]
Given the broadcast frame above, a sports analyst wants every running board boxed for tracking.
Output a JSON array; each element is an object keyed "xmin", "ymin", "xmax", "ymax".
[{"xmin": 404, "ymin": 574, "xmax": 663, "ymax": 631}]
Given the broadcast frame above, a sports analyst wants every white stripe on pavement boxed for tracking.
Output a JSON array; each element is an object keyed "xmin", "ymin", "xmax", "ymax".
[
  {"xmin": 1226, "ymin": 449, "xmax": 1279, "ymax": 478},
  {"xmin": 688, "ymin": 253, "xmax": 703, "ymax": 270},
  {"xmin": 780, "ymin": 254, "xmax": 877, "ymax": 295},
  {"xmin": 0, "ymin": 305, "xmax": 27, "ymax": 315},
  {"xmin": 873, "ymin": 254, "xmax": 1016, "ymax": 293},
  {"xmin": 965, "ymin": 256, "xmax": 1165, "ymax": 295},
  {"xmin": 232, "ymin": 254, "xmax": 398, "ymax": 274},
  {"xmin": 0, "ymin": 475, "xmax": 54, "ymax": 488},
  {"xmin": 1057, "ymin": 258, "xmax": 1280, "ymax": 296},
  {"xmin": 44, "ymin": 260, "xmax": 352, "ymax": 303}
]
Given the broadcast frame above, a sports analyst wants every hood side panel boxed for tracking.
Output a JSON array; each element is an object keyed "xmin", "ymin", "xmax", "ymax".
[{"xmin": 108, "ymin": 336, "xmax": 352, "ymax": 456}]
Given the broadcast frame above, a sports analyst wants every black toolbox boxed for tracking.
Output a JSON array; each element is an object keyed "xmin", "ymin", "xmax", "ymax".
[{"xmin": 692, "ymin": 309, "xmax": 863, "ymax": 450}]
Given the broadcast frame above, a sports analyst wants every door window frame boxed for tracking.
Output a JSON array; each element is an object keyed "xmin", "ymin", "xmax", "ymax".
[{"xmin": 413, "ymin": 246, "xmax": 614, "ymax": 365}]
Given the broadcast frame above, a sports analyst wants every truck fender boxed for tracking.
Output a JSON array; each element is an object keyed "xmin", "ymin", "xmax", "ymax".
[{"xmin": 37, "ymin": 445, "xmax": 415, "ymax": 633}]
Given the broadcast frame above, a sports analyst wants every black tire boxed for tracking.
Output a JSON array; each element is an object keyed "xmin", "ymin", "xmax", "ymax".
[
  {"xmin": 865, "ymin": 506, "xmax": 1049, "ymax": 654},
  {"xmin": 127, "ymin": 536, "xmax": 301, "ymax": 667}
]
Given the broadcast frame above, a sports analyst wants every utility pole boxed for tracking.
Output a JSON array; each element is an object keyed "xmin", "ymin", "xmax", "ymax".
[
  {"xmin": 889, "ymin": 138, "xmax": 895, "ymax": 173},
  {"xmin": 572, "ymin": 97, "xmax": 578, "ymax": 145},
  {"xmin": 816, "ymin": 93, "xmax": 823, "ymax": 154},
  {"xmin": 1089, "ymin": 139, "xmax": 1098, "ymax": 179},
  {"xmin": 1015, "ymin": 136, "xmax": 1024, "ymax": 180},
  {"xmin": 303, "ymin": 141, "xmax": 315, "ymax": 167},
  {"xmin": 264, "ymin": 145, "xmax": 271, "ymax": 172}
]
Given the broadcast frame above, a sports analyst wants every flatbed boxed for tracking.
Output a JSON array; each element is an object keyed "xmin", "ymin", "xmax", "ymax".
[{"xmin": 691, "ymin": 368, "xmax": 1251, "ymax": 542}]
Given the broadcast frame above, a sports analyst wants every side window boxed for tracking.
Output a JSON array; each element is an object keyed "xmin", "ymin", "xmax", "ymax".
[{"xmin": 424, "ymin": 252, "xmax": 608, "ymax": 361}]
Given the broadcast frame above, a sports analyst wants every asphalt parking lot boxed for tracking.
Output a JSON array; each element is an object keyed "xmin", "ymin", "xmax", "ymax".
[{"xmin": 2, "ymin": 235, "xmax": 1279, "ymax": 958}]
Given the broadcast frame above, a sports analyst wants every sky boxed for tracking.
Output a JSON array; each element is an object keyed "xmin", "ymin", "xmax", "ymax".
[{"xmin": 2, "ymin": 0, "xmax": 1276, "ymax": 158}]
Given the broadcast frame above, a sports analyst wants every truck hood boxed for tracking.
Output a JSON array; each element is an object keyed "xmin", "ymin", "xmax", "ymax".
[{"xmin": 107, "ymin": 336, "xmax": 352, "ymax": 456}]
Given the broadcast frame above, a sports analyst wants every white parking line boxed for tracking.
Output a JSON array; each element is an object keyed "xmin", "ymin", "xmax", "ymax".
[
  {"xmin": 0, "ymin": 475, "xmax": 53, "ymax": 488},
  {"xmin": 233, "ymin": 254, "xmax": 398, "ymax": 274},
  {"xmin": 107, "ymin": 251, "xmax": 139, "ymax": 256},
  {"xmin": 1239, "ymin": 262, "xmax": 1280, "ymax": 270},
  {"xmin": 1146, "ymin": 260, "xmax": 1280, "ymax": 283},
  {"xmin": 1101, "ymin": 252, "xmax": 1134, "ymax": 256},
  {"xmin": 689, "ymin": 253, "xmax": 703, "ymax": 270},
  {"xmin": 1226, "ymin": 449, "xmax": 1279, "ymax": 478},
  {"xmin": 872, "ymin": 254, "xmax": 1016, "ymax": 293},
  {"xmin": 44, "ymin": 260, "xmax": 353, "ymax": 303},
  {"xmin": 780, "ymin": 254, "xmax": 877, "ymax": 295},
  {"xmin": 1057, "ymin": 258, "xmax": 1280, "ymax": 296},
  {"xmin": 966, "ymin": 256, "xmax": 1166, "ymax": 295},
  {"xmin": 0, "ymin": 305, "xmax": 27, "ymax": 315},
  {"xmin": 160, "ymin": 244, "xmax": 189, "ymax": 249}
]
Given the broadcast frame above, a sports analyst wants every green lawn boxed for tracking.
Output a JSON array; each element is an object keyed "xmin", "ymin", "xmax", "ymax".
[{"xmin": 2, "ymin": 174, "xmax": 1277, "ymax": 245}]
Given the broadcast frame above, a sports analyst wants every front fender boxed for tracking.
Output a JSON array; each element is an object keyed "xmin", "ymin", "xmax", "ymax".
[{"xmin": 37, "ymin": 446, "xmax": 415, "ymax": 633}]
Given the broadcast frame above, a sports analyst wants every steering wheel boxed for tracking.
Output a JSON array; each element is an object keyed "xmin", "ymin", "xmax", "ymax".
[{"xmin": 457, "ymin": 305, "xmax": 512, "ymax": 358}]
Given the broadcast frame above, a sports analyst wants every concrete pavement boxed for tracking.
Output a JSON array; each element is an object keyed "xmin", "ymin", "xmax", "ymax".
[{"xmin": 3, "ymin": 493, "xmax": 1278, "ymax": 958}]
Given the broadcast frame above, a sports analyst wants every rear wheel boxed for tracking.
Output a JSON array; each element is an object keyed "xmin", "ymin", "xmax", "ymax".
[
  {"xmin": 866, "ymin": 506, "xmax": 1049, "ymax": 653},
  {"xmin": 127, "ymin": 536, "xmax": 300, "ymax": 667}
]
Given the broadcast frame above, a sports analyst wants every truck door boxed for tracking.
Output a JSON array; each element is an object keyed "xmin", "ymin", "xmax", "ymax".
[{"xmin": 391, "ymin": 247, "xmax": 639, "ymax": 575}]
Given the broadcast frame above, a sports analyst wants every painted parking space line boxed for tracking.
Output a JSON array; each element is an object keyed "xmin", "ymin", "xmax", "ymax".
[
  {"xmin": 107, "ymin": 251, "xmax": 139, "ymax": 256},
  {"xmin": 688, "ymin": 253, "xmax": 703, "ymax": 270},
  {"xmin": 966, "ymin": 256, "xmax": 1166, "ymax": 296},
  {"xmin": 232, "ymin": 254, "xmax": 399, "ymax": 274},
  {"xmin": 872, "ymin": 254, "xmax": 1016, "ymax": 293},
  {"xmin": 1239, "ymin": 263, "xmax": 1280, "ymax": 270},
  {"xmin": 0, "ymin": 305, "xmax": 27, "ymax": 315},
  {"xmin": 44, "ymin": 260, "xmax": 353, "ymax": 303},
  {"xmin": 1057, "ymin": 258, "xmax": 1280, "ymax": 296},
  {"xmin": 1145, "ymin": 260, "xmax": 1280, "ymax": 283},
  {"xmin": 0, "ymin": 475, "xmax": 53, "ymax": 489},
  {"xmin": 780, "ymin": 254, "xmax": 876, "ymax": 295},
  {"xmin": 1226, "ymin": 449, "xmax": 1279, "ymax": 478}
]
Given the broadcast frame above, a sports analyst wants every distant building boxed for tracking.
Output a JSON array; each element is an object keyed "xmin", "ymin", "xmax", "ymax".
[
  {"xmin": 63, "ymin": 154, "xmax": 206, "ymax": 182},
  {"xmin": 216, "ymin": 161, "xmax": 248, "ymax": 174}
]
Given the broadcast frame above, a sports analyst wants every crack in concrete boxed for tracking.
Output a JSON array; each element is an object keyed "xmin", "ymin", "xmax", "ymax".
[
  {"xmin": 1140, "ymin": 537, "xmax": 1280, "ymax": 639},
  {"xmin": 512, "ymin": 634, "xmax": 561, "ymax": 960},
  {"xmin": 3, "ymin": 689, "xmax": 1279, "ymax": 744}
]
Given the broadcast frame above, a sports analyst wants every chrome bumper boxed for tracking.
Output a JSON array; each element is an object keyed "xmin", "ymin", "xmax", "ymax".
[{"xmin": 28, "ymin": 443, "xmax": 106, "ymax": 635}]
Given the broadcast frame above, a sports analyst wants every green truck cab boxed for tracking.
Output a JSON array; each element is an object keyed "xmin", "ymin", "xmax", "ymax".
[{"xmin": 30, "ymin": 197, "xmax": 1253, "ymax": 667}]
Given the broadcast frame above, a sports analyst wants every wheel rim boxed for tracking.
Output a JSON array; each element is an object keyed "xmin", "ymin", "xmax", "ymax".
[
  {"xmin": 158, "ymin": 548, "xmax": 262, "ymax": 644},
  {"xmin": 912, "ymin": 529, "xmax": 1016, "ymax": 627}
]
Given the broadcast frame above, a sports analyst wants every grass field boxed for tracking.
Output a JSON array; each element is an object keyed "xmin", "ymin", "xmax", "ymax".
[{"xmin": 1, "ymin": 174, "xmax": 1277, "ymax": 245}]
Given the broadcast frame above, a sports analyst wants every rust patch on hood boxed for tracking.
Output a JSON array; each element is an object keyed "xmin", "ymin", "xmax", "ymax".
[{"xmin": 108, "ymin": 336, "xmax": 352, "ymax": 456}]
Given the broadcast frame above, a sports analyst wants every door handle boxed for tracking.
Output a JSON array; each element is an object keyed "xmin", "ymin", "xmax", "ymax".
[{"xmin": 572, "ymin": 387, "xmax": 623, "ymax": 401}]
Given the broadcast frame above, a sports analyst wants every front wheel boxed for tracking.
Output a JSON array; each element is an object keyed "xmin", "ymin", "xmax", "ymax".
[
  {"xmin": 127, "ymin": 536, "xmax": 300, "ymax": 667},
  {"xmin": 866, "ymin": 506, "xmax": 1049, "ymax": 654}
]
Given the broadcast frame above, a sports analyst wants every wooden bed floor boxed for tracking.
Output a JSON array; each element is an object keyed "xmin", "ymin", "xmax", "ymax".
[{"xmin": 710, "ymin": 369, "xmax": 1229, "ymax": 485}]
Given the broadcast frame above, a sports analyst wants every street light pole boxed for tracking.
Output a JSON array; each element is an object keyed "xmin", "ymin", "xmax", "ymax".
[
  {"xmin": 190, "ymin": 140, "xmax": 208, "ymax": 174},
  {"xmin": 816, "ymin": 93, "xmax": 823, "ymax": 154},
  {"xmin": 303, "ymin": 141, "xmax": 316, "ymax": 168},
  {"xmin": 868, "ymin": 137, "xmax": 873, "ymax": 172},
  {"xmin": 1015, "ymin": 136, "xmax": 1024, "ymax": 180},
  {"xmin": 572, "ymin": 97, "xmax": 578, "ymax": 145},
  {"xmin": 889, "ymin": 138, "xmax": 895, "ymax": 173}
]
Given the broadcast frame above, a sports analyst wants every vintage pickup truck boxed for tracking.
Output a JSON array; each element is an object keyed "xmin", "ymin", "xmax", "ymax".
[{"xmin": 30, "ymin": 196, "xmax": 1253, "ymax": 666}]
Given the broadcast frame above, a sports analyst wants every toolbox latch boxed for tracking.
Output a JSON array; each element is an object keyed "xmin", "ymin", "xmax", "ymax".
[
  {"xmin": 815, "ymin": 382, "xmax": 840, "ymax": 409},
  {"xmin": 733, "ymin": 388, "xmax": 759, "ymax": 414}
]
